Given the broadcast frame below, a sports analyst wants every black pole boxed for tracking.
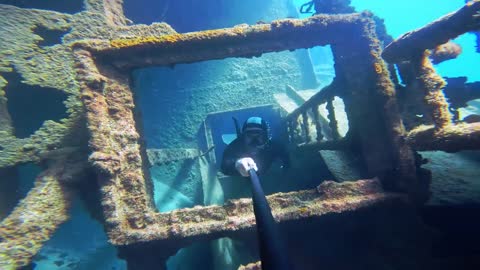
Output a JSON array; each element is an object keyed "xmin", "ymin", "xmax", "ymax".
[{"xmin": 248, "ymin": 169, "xmax": 292, "ymax": 270}]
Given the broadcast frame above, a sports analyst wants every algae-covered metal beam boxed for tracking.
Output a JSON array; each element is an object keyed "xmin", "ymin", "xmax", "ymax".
[
  {"xmin": 73, "ymin": 47, "xmax": 156, "ymax": 244},
  {"xmin": 382, "ymin": 0, "xmax": 480, "ymax": 63},
  {"xmin": 0, "ymin": 156, "xmax": 88, "ymax": 269},
  {"xmin": 411, "ymin": 53, "xmax": 452, "ymax": 129},
  {"xmin": 121, "ymin": 179, "xmax": 404, "ymax": 244},
  {"xmin": 75, "ymin": 14, "xmax": 365, "ymax": 70},
  {"xmin": 114, "ymin": 178, "xmax": 405, "ymax": 269},
  {"xmin": 406, "ymin": 123, "xmax": 480, "ymax": 152}
]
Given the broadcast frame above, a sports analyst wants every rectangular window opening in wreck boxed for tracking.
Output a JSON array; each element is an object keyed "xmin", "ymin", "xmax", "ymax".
[
  {"xmin": 74, "ymin": 13, "xmax": 432, "ymax": 250},
  {"xmin": 130, "ymin": 46, "xmax": 338, "ymax": 213}
]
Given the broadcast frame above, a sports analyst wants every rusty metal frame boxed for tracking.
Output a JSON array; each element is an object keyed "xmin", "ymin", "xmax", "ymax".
[
  {"xmin": 71, "ymin": 14, "xmax": 408, "ymax": 267},
  {"xmin": 286, "ymin": 2, "xmax": 480, "ymax": 205}
]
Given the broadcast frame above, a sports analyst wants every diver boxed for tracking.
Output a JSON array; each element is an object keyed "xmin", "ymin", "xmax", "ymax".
[
  {"xmin": 221, "ymin": 116, "xmax": 290, "ymax": 177},
  {"xmin": 221, "ymin": 116, "xmax": 293, "ymax": 270}
]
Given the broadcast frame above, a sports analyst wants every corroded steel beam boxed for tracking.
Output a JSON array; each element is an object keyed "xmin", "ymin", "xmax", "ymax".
[
  {"xmin": 121, "ymin": 179, "xmax": 404, "ymax": 244},
  {"xmin": 73, "ymin": 48, "xmax": 155, "ymax": 244},
  {"xmin": 411, "ymin": 53, "xmax": 452, "ymax": 129},
  {"xmin": 0, "ymin": 157, "xmax": 88, "ymax": 269},
  {"xmin": 382, "ymin": 0, "xmax": 480, "ymax": 63},
  {"xmin": 407, "ymin": 123, "xmax": 480, "ymax": 152},
  {"xmin": 74, "ymin": 13, "xmax": 365, "ymax": 70}
]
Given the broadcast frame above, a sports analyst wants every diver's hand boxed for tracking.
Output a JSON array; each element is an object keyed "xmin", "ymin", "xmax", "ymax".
[{"xmin": 235, "ymin": 157, "xmax": 258, "ymax": 177}]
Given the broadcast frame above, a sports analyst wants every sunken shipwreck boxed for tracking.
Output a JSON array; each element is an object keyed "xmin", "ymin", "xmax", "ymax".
[{"xmin": 0, "ymin": 0, "xmax": 479, "ymax": 269}]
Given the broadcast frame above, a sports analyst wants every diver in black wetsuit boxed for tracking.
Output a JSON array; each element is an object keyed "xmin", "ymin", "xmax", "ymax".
[
  {"xmin": 221, "ymin": 116, "xmax": 290, "ymax": 177},
  {"xmin": 221, "ymin": 117, "xmax": 293, "ymax": 270}
]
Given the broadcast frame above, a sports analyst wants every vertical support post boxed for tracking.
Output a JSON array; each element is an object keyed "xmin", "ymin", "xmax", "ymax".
[
  {"xmin": 311, "ymin": 105, "xmax": 324, "ymax": 142},
  {"xmin": 302, "ymin": 111, "xmax": 311, "ymax": 143},
  {"xmin": 331, "ymin": 14, "xmax": 426, "ymax": 203},
  {"xmin": 287, "ymin": 119, "xmax": 295, "ymax": 144},
  {"xmin": 293, "ymin": 115, "xmax": 302, "ymax": 144},
  {"xmin": 326, "ymin": 98, "xmax": 340, "ymax": 140},
  {"xmin": 412, "ymin": 52, "xmax": 452, "ymax": 129}
]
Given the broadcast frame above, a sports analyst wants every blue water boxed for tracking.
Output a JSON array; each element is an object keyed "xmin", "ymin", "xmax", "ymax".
[
  {"xmin": 293, "ymin": 0, "xmax": 480, "ymax": 83},
  {"xmin": 1, "ymin": 1, "xmax": 479, "ymax": 270},
  {"xmin": 349, "ymin": 0, "xmax": 480, "ymax": 82}
]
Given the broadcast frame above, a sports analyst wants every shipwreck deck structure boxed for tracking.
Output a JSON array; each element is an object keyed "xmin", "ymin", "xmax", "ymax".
[{"xmin": 0, "ymin": 0, "xmax": 479, "ymax": 269}]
